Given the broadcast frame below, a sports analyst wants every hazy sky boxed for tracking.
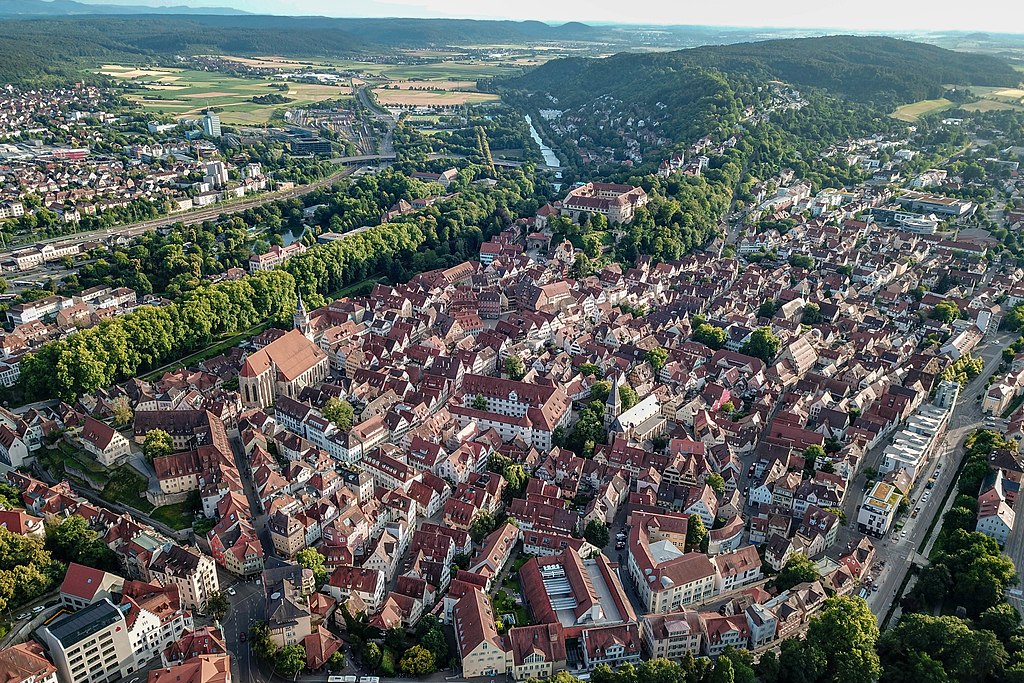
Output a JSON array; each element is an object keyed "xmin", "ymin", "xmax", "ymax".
[{"xmin": 129, "ymin": 0, "xmax": 1024, "ymax": 32}]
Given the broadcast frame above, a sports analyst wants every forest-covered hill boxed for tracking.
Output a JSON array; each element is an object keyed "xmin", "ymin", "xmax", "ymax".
[
  {"xmin": 0, "ymin": 14, "xmax": 603, "ymax": 83},
  {"xmin": 505, "ymin": 35, "xmax": 1020, "ymax": 106}
]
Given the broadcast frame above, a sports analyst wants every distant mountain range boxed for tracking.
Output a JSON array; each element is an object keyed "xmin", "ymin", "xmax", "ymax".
[{"xmin": 0, "ymin": 0, "xmax": 247, "ymax": 15}]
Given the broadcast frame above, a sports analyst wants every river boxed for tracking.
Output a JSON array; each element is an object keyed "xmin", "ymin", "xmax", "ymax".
[{"xmin": 525, "ymin": 114, "xmax": 561, "ymax": 170}]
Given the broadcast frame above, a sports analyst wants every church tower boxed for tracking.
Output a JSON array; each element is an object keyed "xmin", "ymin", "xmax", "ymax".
[
  {"xmin": 605, "ymin": 374, "xmax": 623, "ymax": 428},
  {"xmin": 294, "ymin": 293, "xmax": 312, "ymax": 341}
]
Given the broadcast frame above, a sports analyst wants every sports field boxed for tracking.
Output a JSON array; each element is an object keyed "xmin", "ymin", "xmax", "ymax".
[{"xmin": 99, "ymin": 65, "xmax": 352, "ymax": 124}]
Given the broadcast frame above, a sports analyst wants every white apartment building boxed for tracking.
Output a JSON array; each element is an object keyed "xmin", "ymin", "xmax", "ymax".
[
  {"xmin": 38, "ymin": 599, "xmax": 137, "ymax": 683},
  {"xmin": 147, "ymin": 544, "xmax": 219, "ymax": 611},
  {"xmin": 857, "ymin": 481, "xmax": 901, "ymax": 537}
]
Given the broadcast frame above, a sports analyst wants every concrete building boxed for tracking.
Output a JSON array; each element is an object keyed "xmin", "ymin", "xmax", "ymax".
[
  {"xmin": 641, "ymin": 611, "xmax": 703, "ymax": 661},
  {"xmin": 202, "ymin": 112, "xmax": 221, "ymax": 138},
  {"xmin": 934, "ymin": 380, "xmax": 961, "ymax": 410},
  {"xmin": 625, "ymin": 512, "xmax": 717, "ymax": 613},
  {"xmin": 59, "ymin": 563, "xmax": 124, "ymax": 610},
  {"xmin": 878, "ymin": 404, "xmax": 948, "ymax": 482},
  {"xmin": 37, "ymin": 599, "xmax": 137, "ymax": 683},
  {"xmin": 857, "ymin": 481, "xmax": 902, "ymax": 537},
  {"xmin": 147, "ymin": 545, "xmax": 219, "ymax": 611},
  {"xmin": 148, "ymin": 655, "xmax": 230, "ymax": 683}
]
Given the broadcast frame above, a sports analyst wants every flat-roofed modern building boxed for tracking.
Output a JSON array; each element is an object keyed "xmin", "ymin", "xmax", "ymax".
[
  {"xmin": 857, "ymin": 481, "xmax": 902, "ymax": 537},
  {"xmin": 37, "ymin": 599, "xmax": 136, "ymax": 683}
]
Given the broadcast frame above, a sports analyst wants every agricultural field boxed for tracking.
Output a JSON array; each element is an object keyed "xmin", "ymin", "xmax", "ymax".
[
  {"xmin": 222, "ymin": 53, "xmax": 534, "ymax": 81},
  {"xmin": 891, "ymin": 98, "xmax": 954, "ymax": 121},
  {"xmin": 373, "ymin": 87, "xmax": 500, "ymax": 106},
  {"xmin": 98, "ymin": 65, "xmax": 352, "ymax": 124},
  {"xmin": 959, "ymin": 84, "xmax": 1024, "ymax": 112},
  {"xmin": 961, "ymin": 99, "xmax": 1024, "ymax": 112}
]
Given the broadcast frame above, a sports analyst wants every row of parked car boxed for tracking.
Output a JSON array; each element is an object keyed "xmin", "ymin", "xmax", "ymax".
[{"xmin": 15, "ymin": 603, "xmax": 49, "ymax": 620}]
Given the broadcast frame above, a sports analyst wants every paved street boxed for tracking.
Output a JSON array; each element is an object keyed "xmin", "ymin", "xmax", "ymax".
[
  {"xmin": 845, "ymin": 331, "xmax": 1015, "ymax": 623},
  {"xmin": 4, "ymin": 165, "xmax": 358, "ymax": 256},
  {"xmin": 222, "ymin": 577, "xmax": 268, "ymax": 683}
]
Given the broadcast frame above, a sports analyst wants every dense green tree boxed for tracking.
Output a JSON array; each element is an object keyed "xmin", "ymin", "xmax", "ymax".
[
  {"xmin": 758, "ymin": 300, "xmax": 780, "ymax": 319},
  {"xmin": 943, "ymin": 507, "xmax": 977, "ymax": 535},
  {"xmin": 710, "ymin": 657, "xmax": 734, "ymax": 683},
  {"xmin": 804, "ymin": 444, "xmax": 826, "ymax": 469},
  {"xmin": 363, "ymin": 642, "xmax": 383, "ymax": 670},
  {"xmin": 296, "ymin": 548, "xmax": 328, "ymax": 585},
  {"xmin": 707, "ymin": 473, "xmax": 726, "ymax": 495},
  {"xmin": 322, "ymin": 397, "xmax": 354, "ymax": 432},
  {"xmin": 977, "ymin": 603, "xmax": 1021, "ymax": 643},
  {"xmin": 588, "ymin": 381, "xmax": 611, "ymax": 403},
  {"xmin": 327, "ymin": 650, "xmax": 346, "ymax": 671},
  {"xmin": 619, "ymin": 385, "xmax": 639, "ymax": 411},
  {"xmin": 879, "ymin": 613, "xmax": 1008, "ymax": 683},
  {"xmin": 419, "ymin": 619, "xmax": 449, "ymax": 663},
  {"xmin": 804, "ymin": 596, "xmax": 881, "ymax": 683},
  {"xmin": 45, "ymin": 516, "xmax": 119, "ymax": 572},
  {"xmin": 740, "ymin": 326, "xmax": 781, "ymax": 363},
  {"xmin": 142, "ymin": 429, "xmax": 174, "ymax": 463},
  {"xmin": 206, "ymin": 590, "xmax": 230, "ymax": 622},
  {"xmin": 504, "ymin": 464, "xmax": 529, "ymax": 499},
  {"xmin": 693, "ymin": 323, "xmax": 727, "ymax": 349},
  {"xmin": 686, "ymin": 515, "xmax": 709, "ymax": 553},
  {"xmin": 932, "ymin": 300, "xmax": 961, "ymax": 324},
  {"xmin": 646, "ymin": 347, "xmax": 669, "ymax": 372},
  {"xmin": 400, "ymin": 645, "xmax": 436, "ymax": 676},
  {"xmin": 584, "ymin": 519, "xmax": 610, "ymax": 548},
  {"xmin": 505, "ymin": 356, "xmax": 526, "ymax": 380},
  {"xmin": 775, "ymin": 554, "xmax": 820, "ymax": 591},
  {"xmin": 275, "ymin": 644, "xmax": 307, "ymax": 677},
  {"xmin": 111, "ymin": 397, "xmax": 133, "ymax": 428},
  {"xmin": 469, "ymin": 510, "xmax": 496, "ymax": 543}
]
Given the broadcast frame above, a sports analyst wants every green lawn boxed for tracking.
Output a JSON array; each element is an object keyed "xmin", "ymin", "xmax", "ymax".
[
  {"xmin": 100, "ymin": 466, "xmax": 155, "ymax": 513},
  {"xmin": 151, "ymin": 502, "xmax": 195, "ymax": 530},
  {"xmin": 57, "ymin": 443, "xmax": 108, "ymax": 475},
  {"xmin": 141, "ymin": 320, "xmax": 273, "ymax": 381},
  {"xmin": 326, "ymin": 275, "xmax": 386, "ymax": 300}
]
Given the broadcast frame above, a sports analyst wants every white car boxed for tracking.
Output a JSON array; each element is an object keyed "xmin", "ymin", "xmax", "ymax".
[
  {"xmin": 227, "ymin": 587, "xmax": 237, "ymax": 596},
  {"xmin": 16, "ymin": 613, "xmax": 28, "ymax": 620}
]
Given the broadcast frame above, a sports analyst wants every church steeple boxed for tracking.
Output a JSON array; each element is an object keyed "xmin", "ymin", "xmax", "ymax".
[
  {"xmin": 605, "ymin": 373, "xmax": 623, "ymax": 428},
  {"xmin": 294, "ymin": 292, "xmax": 312, "ymax": 341}
]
